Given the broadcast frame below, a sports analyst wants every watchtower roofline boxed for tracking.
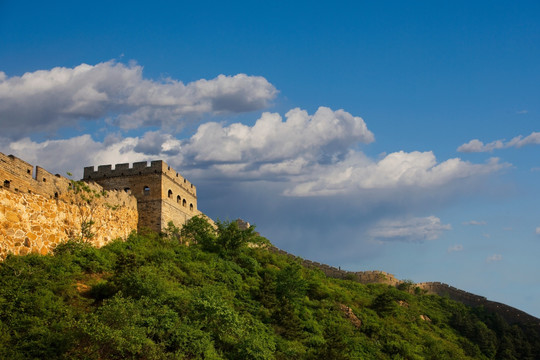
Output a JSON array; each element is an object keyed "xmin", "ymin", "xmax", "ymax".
[{"xmin": 83, "ymin": 160, "xmax": 196, "ymax": 197}]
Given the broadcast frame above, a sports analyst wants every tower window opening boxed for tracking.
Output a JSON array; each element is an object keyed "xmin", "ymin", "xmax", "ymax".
[
  {"xmin": 190, "ymin": 203, "xmax": 193, "ymax": 211},
  {"xmin": 3, "ymin": 180, "xmax": 10, "ymax": 189},
  {"xmin": 182, "ymin": 199, "xmax": 186, "ymax": 207},
  {"xmin": 177, "ymin": 195, "xmax": 181, "ymax": 203},
  {"xmin": 168, "ymin": 189, "xmax": 173, "ymax": 198},
  {"xmin": 143, "ymin": 186, "xmax": 150, "ymax": 196}
]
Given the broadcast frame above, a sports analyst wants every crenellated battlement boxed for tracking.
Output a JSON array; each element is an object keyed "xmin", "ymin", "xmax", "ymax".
[
  {"xmin": 1, "ymin": 152, "xmax": 72, "ymax": 199},
  {"xmin": 83, "ymin": 159, "xmax": 199, "ymax": 232},
  {"xmin": 84, "ymin": 160, "xmax": 196, "ymax": 197}
]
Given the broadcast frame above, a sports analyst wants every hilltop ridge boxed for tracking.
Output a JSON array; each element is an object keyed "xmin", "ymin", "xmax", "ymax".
[{"xmin": 269, "ymin": 246, "xmax": 540, "ymax": 326}]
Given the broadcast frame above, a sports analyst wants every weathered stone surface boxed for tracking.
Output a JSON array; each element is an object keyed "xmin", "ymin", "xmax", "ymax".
[{"xmin": 0, "ymin": 188, "xmax": 138, "ymax": 259}]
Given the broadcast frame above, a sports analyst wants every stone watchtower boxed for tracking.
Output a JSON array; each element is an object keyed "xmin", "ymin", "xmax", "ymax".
[{"xmin": 83, "ymin": 160, "xmax": 199, "ymax": 233}]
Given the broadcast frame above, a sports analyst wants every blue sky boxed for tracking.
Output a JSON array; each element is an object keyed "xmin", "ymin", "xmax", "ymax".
[{"xmin": 1, "ymin": 1, "xmax": 540, "ymax": 317}]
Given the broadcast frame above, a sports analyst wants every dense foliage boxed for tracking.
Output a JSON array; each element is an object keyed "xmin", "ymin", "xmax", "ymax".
[{"xmin": 0, "ymin": 217, "xmax": 539, "ymax": 359}]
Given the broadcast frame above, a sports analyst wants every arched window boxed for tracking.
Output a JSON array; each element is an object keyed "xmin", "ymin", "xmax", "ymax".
[
  {"xmin": 3, "ymin": 180, "xmax": 10, "ymax": 189},
  {"xmin": 168, "ymin": 189, "xmax": 173, "ymax": 198},
  {"xmin": 143, "ymin": 186, "xmax": 150, "ymax": 196},
  {"xmin": 124, "ymin": 187, "xmax": 131, "ymax": 193},
  {"xmin": 182, "ymin": 199, "xmax": 186, "ymax": 207},
  {"xmin": 190, "ymin": 203, "xmax": 194, "ymax": 211},
  {"xmin": 54, "ymin": 192, "xmax": 58, "ymax": 199},
  {"xmin": 177, "ymin": 195, "xmax": 181, "ymax": 203}
]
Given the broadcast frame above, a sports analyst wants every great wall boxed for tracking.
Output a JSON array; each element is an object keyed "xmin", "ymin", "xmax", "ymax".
[
  {"xmin": 0, "ymin": 152, "xmax": 202, "ymax": 259},
  {"xmin": 1, "ymin": 151, "xmax": 539, "ymax": 326}
]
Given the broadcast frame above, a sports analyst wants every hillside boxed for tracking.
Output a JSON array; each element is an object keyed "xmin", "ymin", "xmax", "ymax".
[{"xmin": 0, "ymin": 217, "xmax": 539, "ymax": 359}]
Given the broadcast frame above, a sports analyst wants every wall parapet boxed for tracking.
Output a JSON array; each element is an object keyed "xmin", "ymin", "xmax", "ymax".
[{"xmin": 84, "ymin": 160, "xmax": 196, "ymax": 197}]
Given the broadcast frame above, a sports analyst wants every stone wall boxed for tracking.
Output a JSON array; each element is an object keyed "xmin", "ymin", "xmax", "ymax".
[
  {"xmin": 269, "ymin": 247, "xmax": 401, "ymax": 286},
  {"xmin": 0, "ymin": 187, "xmax": 138, "ymax": 259},
  {"xmin": 0, "ymin": 152, "xmax": 138, "ymax": 259}
]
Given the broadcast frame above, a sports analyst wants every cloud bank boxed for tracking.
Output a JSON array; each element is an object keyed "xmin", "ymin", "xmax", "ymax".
[
  {"xmin": 0, "ymin": 61, "xmax": 277, "ymax": 138},
  {"xmin": 1, "ymin": 106, "xmax": 507, "ymax": 198}
]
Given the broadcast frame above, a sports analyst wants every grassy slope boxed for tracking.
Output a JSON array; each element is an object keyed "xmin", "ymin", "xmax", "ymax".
[{"xmin": 0, "ymin": 218, "xmax": 539, "ymax": 359}]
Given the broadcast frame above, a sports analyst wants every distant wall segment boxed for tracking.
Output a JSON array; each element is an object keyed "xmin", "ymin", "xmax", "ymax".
[
  {"xmin": 416, "ymin": 282, "xmax": 540, "ymax": 326},
  {"xmin": 269, "ymin": 246, "xmax": 539, "ymax": 325}
]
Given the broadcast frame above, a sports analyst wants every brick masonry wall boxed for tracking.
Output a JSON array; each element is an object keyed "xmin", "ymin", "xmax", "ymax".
[{"xmin": 0, "ymin": 187, "xmax": 138, "ymax": 259}]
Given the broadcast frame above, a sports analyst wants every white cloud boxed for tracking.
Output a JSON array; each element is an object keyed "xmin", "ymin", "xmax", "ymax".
[
  {"xmin": 487, "ymin": 254, "xmax": 502, "ymax": 262},
  {"xmin": 516, "ymin": 110, "xmax": 528, "ymax": 114},
  {"xmin": 181, "ymin": 107, "xmax": 374, "ymax": 163},
  {"xmin": 283, "ymin": 152, "xmax": 506, "ymax": 197},
  {"xmin": 368, "ymin": 216, "xmax": 451, "ymax": 243},
  {"xmin": 507, "ymin": 132, "xmax": 540, "ymax": 148},
  {"xmin": 463, "ymin": 220, "xmax": 487, "ymax": 226},
  {"xmin": 448, "ymin": 244, "xmax": 464, "ymax": 253},
  {"xmin": 0, "ymin": 135, "xmax": 149, "ymax": 178},
  {"xmin": 0, "ymin": 61, "xmax": 277, "ymax": 138},
  {"xmin": 457, "ymin": 139, "xmax": 504, "ymax": 153},
  {"xmin": 535, "ymin": 227, "xmax": 540, "ymax": 235},
  {"xmin": 458, "ymin": 131, "xmax": 540, "ymax": 153}
]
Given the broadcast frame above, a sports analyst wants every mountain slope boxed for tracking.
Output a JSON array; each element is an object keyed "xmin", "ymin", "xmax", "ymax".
[{"xmin": 0, "ymin": 217, "xmax": 539, "ymax": 359}]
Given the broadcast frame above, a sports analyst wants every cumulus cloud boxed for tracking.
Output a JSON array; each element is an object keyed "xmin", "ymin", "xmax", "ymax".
[
  {"xmin": 181, "ymin": 107, "xmax": 374, "ymax": 163},
  {"xmin": 448, "ymin": 244, "xmax": 464, "ymax": 253},
  {"xmin": 487, "ymin": 254, "xmax": 502, "ymax": 262},
  {"xmin": 368, "ymin": 216, "xmax": 451, "ymax": 243},
  {"xmin": 463, "ymin": 220, "xmax": 487, "ymax": 226},
  {"xmin": 0, "ymin": 61, "xmax": 277, "ymax": 138},
  {"xmin": 458, "ymin": 132, "xmax": 540, "ymax": 153},
  {"xmin": 283, "ymin": 151, "xmax": 506, "ymax": 196}
]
